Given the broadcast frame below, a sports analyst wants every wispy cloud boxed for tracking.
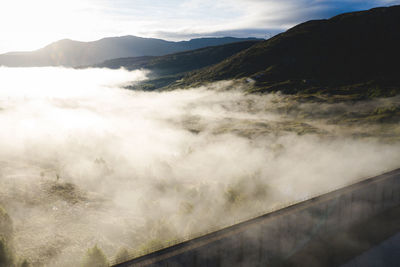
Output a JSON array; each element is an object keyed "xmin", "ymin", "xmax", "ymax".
[
  {"xmin": 96, "ymin": 0, "xmax": 400, "ymax": 40},
  {"xmin": 0, "ymin": 0, "xmax": 399, "ymax": 52}
]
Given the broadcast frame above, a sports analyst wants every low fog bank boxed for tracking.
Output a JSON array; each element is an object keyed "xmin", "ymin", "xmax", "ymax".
[{"xmin": 0, "ymin": 67, "xmax": 399, "ymax": 266}]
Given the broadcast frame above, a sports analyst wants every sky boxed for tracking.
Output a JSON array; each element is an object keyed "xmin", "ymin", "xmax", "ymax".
[{"xmin": 0, "ymin": 0, "xmax": 399, "ymax": 53}]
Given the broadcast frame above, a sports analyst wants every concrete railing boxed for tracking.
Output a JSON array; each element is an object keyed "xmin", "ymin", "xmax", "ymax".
[{"xmin": 112, "ymin": 168, "xmax": 400, "ymax": 267}]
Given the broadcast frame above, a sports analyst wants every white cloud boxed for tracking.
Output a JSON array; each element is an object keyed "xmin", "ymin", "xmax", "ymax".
[{"xmin": 0, "ymin": 0, "xmax": 399, "ymax": 52}]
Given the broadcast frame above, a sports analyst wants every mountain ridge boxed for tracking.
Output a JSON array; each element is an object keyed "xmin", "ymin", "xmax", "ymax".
[
  {"xmin": 171, "ymin": 5, "xmax": 400, "ymax": 98},
  {"xmin": 88, "ymin": 40, "xmax": 260, "ymax": 91},
  {"xmin": 0, "ymin": 36, "xmax": 261, "ymax": 67}
]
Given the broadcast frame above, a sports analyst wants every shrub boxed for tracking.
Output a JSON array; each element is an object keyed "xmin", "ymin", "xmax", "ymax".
[
  {"xmin": 18, "ymin": 259, "xmax": 30, "ymax": 267},
  {"xmin": 114, "ymin": 248, "xmax": 130, "ymax": 263},
  {"xmin": 81, "ymin": 245, "xmax": 108, "ymax": 267},
  {"xmin": 0, "ymin": 237, "xmax": 14, "ymax": 267},
  {"xmin": 0, "ymin": 206, "xmax": 13, "ymax": 241}
]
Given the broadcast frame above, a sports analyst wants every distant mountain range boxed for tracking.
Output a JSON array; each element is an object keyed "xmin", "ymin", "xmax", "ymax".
[
  {"xmin": 2, "ymin": 5, "xmax": 399, "ymax": 99},
  {"xmin": 171, "ymin": 5, "xmax": 400, "ymax": 98},
  {"xmin": 91, "ymin": 40, "xmax": 261, "ymax": 90},
  {"xmin": 0, "ymin": 36, "xmax": 260, "ymax": 67}
]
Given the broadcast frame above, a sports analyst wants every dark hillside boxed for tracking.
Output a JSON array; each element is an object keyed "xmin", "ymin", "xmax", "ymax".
[
  {"xmin": 94, "ymin": 41, "xmax": 260, "ymax": 90},
  {"xmin": 174, "ymin": 5, "xmax": 400, "ymax": 98},
  {"xmin": 95, "ymin": 40, "xmax": 260, "ymax": 76}
]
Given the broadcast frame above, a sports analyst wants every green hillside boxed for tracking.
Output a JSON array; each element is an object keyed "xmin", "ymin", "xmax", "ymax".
[
  {"xmin": 94, "ymin": 41, "xmax": 261, "ymax": 90},
  {"xmin": 172, "ymin": 5, "xmax": 400, "ymax": 99}
]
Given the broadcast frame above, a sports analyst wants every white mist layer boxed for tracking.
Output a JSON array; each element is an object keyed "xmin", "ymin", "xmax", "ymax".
[{"xmin": 0, "ymin": 67, "xmax": 399, "ymax": 266}]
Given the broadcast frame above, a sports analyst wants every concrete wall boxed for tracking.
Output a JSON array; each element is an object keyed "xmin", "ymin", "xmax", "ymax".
[{"xmin": 114, "ymin": 169, "xmax": 400, "ymax": 267}]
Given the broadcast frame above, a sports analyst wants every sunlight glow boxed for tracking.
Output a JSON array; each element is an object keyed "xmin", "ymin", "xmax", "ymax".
[{"xmin": 0, "ymin": 0, "xmax": 110, "ymax": 52}]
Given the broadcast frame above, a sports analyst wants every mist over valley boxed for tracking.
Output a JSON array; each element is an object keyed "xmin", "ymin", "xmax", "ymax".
[
  {"xmin": 0, "ymin": 67, "xmax": 399, "ymax": 266},
  {"xmin": 0, "ymin": 2, "xmax": 400, "ymax": 267}
]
